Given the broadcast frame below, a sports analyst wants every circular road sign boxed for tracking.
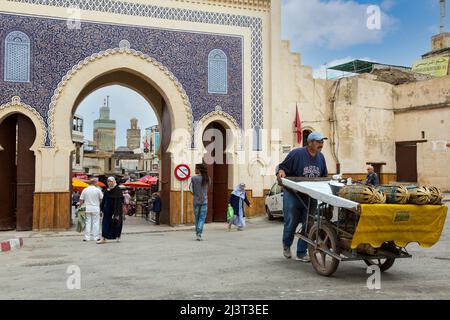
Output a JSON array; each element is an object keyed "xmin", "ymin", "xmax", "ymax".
[{"xmin": 174, "ymin": 164, "xmax": 191, "ymax": 181}]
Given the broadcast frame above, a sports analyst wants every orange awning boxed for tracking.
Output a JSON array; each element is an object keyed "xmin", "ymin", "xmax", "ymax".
[{"xmin": 122, "ymin": 181, "xmax": 153, "ymax": 189}]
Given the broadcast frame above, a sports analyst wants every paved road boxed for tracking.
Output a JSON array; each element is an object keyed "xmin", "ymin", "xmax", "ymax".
[{"xmin": 1, "ymin": 214, "xmax": 449, "ymax": 300}]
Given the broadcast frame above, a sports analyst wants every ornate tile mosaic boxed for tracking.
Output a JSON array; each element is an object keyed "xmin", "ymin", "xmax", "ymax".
[
  {"xmin": 6, "ymin": 0, "xmax": 264, "ymax": 130},
  {"xmin": 0, "ymin": 13, "xmax": 244, "ymax": 146}
]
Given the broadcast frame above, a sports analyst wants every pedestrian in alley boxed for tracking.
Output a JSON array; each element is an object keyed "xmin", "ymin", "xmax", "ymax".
[
  {"xmin": 72, "ymin": 191, "xmax": 80, "ymax": 207},
  {"xmin": 123, "ymin": 190, "xmax": 131, "ymax": 216},
  {"xmin": 365, "ymin": 165, "xmax": 380, "ymax": 186},
  {"xmin": 152, "ymin": 192, "xmax": 161, "ymax": 225},
  {"xmin": 189, "ymin": 164, "xmax": 210, "ymax": 241},
  {"xmin": 97, "ymin": 177, "xmax": 124, "ymax": 244},
  {"xmin": 79, "ymin": 178, "xmax": 103, "ymax": 242},
  {"xmin": 228, "ymin": 183, "xmax": 251, "ymax": 231}
]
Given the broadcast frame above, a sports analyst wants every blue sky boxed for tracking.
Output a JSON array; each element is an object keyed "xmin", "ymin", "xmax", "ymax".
[
  {"xmin": 282, "ymin": 0, "xmax": 446, "ymax": 77},
  {"xmin": 77, "ymin": 0, "xmax": 446, "ymax": 146}
]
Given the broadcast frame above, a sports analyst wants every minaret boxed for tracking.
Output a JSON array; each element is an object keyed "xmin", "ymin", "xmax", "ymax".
[
  {"xmin": 100, "ymin": 96, "xmax": 110, "ymax": 120},
  {"xmin": 127, "ymin": 118, "xmax": 141, "ymax": 150},
  {"xmin": 440, "ymin": 0, "xmax": 446, "ymax": 34},
  {"xmin": 93, "ymin": 95, "xmax": 116, "ymax": 152}
]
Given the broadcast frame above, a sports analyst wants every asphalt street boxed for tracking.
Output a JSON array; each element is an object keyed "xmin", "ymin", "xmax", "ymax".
[{"xmin": 0, "ymin": 213, "xmax": 449, "ymax": 300}]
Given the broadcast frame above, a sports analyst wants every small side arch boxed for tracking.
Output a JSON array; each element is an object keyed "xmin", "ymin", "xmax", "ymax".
[
  {"xmin": 194, "ymin": 107, "xmax": 241, "ymax": 159},
  {"xmin": 0, "ymin": 96, "xmax": 46, "ymax": 152}
]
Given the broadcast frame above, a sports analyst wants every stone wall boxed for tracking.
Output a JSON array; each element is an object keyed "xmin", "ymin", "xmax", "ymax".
[{"xmin": 394, "ymin": 75, "xmax": 450, "ymax": 190}]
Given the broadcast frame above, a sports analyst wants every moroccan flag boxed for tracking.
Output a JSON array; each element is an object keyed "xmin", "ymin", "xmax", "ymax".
[{"xmin": 294, "ymin": 104, "xmax": 302, "ymax": 144}]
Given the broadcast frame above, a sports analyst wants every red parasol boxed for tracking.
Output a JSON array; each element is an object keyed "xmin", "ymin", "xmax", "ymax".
[
  {"xmin": 139, "ymin": 176, "xmax": 158, "ymax": 185},
  {"xmin": 122, "ymin": 181, "xmax": 154, "ymax": 189}
]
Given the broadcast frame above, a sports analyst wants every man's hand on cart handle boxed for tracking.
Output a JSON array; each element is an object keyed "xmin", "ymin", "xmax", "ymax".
[{"xmin": 277, "ymin": 170, "xmax": 286, "ymax": 185}]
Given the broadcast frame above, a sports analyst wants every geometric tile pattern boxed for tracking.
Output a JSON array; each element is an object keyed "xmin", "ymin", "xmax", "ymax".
[
  {"xmin": 7, "ymin": 0, "xmax": 264, "ymax": 129},
  {"xmin": 0, "ymin": 13, "xmax": 243, "ymax": 146}
]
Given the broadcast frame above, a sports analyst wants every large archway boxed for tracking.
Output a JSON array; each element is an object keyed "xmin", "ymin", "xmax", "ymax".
[
  {"xmin": 71, "ymin": 71, "xmax": 170, "ymax": 223},
  {"xmin": 44, "ymin": 49, "xmax": 193, "ymax": 227}
]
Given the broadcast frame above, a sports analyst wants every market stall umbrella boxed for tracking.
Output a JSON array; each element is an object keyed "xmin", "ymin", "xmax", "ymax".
[
  {"xmin": 139, "ymin": 176, "xmax": 158, "ymax": 185},
  {"xmin": 97, "ymin": 181, "xmax": 106, "ymax": 188},
  {"xmin": 72, "ymin": 179, "xmax": 89, "ymax": 192},
  {"xmin": 122, "ymin": 181, "xmax": 153, "ymax": 189}
]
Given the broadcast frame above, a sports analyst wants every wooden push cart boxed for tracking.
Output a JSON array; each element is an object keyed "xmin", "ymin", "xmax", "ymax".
[{"xmin": 281, "ymin": 177, "xmax": 448, "ymax": 277}]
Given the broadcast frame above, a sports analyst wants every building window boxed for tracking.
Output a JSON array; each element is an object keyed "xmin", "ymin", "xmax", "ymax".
[
  {"xmin": 4, "ymin": 31, "xmax": 31, "ymax": 83},
  {"xmin": 73, "ymin": 117, "xmax": 83, "ymax": 132},
  {"xmin": 75, "ymin": 144, "xmax": 81, "ymax": 165},
  {"xmin": 208, "ymin": 49, "xmax": 228, "ymax": 94}
]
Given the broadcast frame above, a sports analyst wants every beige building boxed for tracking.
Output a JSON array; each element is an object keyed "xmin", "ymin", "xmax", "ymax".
[
  {"xmin": 72, "ymin": 114, "xmax": 84, "ymax": 174},
  {"xmin": 0, "ymin": 0, "xmax": 448, "ymax": 231},
  {"xmin": 143, "ymin": 125, "xmax": 160, "ymax": 175},
  {"xmin": 278, "ymin": 44, "xmax": 449, "ymax": 191}
]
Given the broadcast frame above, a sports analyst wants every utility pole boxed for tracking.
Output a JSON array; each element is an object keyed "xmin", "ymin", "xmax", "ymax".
[{"xmin": 441, "ymin": 0, "xmax": 446, "ymax": 34}]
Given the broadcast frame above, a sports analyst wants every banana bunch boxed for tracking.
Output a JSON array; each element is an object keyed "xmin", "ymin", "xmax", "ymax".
[
  {"xmin": 427, "ymin": 186, "xmax": 443, "ymax": 205},
  {"xmin": 338, "ymin": 185, "xmax": 386, "ymax": 204},
  {"xmin": 377, "ymin": 185, "xmax": 410, "ymax": 204},
  {"xmin": 406, "ymin": 186, "xmax": 432, "ymax": 205}
]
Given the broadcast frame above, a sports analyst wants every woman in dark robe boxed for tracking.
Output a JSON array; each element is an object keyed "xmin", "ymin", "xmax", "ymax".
[{"xmin": 97, "ymin": 177, "xmax": 124, "ymax": 244}]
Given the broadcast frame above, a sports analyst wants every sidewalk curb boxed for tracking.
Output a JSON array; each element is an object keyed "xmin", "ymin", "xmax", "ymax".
[
  {"xmin": 0, "ymin": 238, "xmax": 24, "ymax": 252},
  {"xmin": 8, "ymin": 226, "xmax": 196, "ymax": 240}
]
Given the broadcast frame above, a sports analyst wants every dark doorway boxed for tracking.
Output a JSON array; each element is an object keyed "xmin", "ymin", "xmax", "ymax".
[
  {"xmin": 203, "ymin": 122, "xmax": 229, "ymax": 223},
  {"xmin": 366, "ymin": 162, "xmax": 386, "ymax": 181},
  {"xmin": 0, "ymin": 114, "xmax": 36, "ymax": 231},
  {"xmin": 396, "ymin": 142, "xmax": 418, "ymax": 183}
]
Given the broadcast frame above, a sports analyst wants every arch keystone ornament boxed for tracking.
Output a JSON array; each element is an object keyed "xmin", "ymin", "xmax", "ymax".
[{"xmin": 0, "ymin": 96, "xmax": 47, "ymax": 150}]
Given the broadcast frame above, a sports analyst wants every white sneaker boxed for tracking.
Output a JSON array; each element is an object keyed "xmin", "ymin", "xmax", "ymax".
[{"xmin": 295, "ymin": 255, "xmax": 311, "ymax": 263}]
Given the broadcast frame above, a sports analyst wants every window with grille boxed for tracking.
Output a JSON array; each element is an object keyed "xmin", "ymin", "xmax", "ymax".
[
  {"xmin": 208, "ymin": 49, "xmax": 227, "ymax": 94},
  {"xmin": 4, "ymin": 31, "xmax": 31, "ymax": 83}
]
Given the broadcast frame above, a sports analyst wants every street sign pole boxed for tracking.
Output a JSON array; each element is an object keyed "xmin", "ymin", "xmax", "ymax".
[
  {"xmin": 174, "ymin": 164, "xmax": 191, "ymax": 226},
  {"xmin": 181, "ymin": 180, "xmax": 184, "ymax": 225}
]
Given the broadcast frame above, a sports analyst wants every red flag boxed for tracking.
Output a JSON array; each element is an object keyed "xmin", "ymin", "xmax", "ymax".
[{"xmin": 294, "ymin": 104, "xmax": 302, "ymax": 144}]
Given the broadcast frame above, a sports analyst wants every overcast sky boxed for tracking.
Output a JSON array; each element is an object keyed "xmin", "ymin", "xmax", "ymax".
[{"xmin": 76, "ymin": 0, "xmax": 447, "ymax": 146}]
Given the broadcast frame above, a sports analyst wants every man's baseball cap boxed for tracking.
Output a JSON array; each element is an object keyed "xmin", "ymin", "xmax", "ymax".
[{"xmin": 307, "ymin": 132, "xmax": 328, "ymax": 142}]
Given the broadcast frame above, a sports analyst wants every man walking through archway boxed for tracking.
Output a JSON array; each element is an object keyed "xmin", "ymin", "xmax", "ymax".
[{"xmin": 80, "ymin": 178, "xmax": 104, "ymax": 242}]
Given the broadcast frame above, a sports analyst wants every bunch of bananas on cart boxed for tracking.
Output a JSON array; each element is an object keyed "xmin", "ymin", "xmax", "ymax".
[
  {"xmin": 338, "ymin": 184, "xmax": 443, "ymax": 205},
  {"xmin": 338, "ymin": 185, "xmax": 386, "ymax": 204}
]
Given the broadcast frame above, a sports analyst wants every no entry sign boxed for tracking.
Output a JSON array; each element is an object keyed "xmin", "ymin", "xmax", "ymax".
[{"xmin": 174, "ymin": 164, "xmax": 191, "ymax": 181}]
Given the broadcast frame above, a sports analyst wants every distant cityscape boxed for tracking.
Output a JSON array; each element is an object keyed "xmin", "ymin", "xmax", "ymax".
[{"xmin": 72, "ymin": 96, "xmax": 160, "ymax": 178}]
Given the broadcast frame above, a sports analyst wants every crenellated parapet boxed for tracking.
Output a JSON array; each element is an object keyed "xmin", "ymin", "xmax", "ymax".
[{"xmin": 179, "ymin": 0, "xmax": 272, "ymax": 11}]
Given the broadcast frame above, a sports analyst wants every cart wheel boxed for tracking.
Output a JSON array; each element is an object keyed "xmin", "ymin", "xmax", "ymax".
[
  {"xmin": 363, "ymin": 258, "xmax": 395, "ymax": 272},
  {"xmin": 308, "ymin": 224, "xmax": 340, "ymax": 277}
]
